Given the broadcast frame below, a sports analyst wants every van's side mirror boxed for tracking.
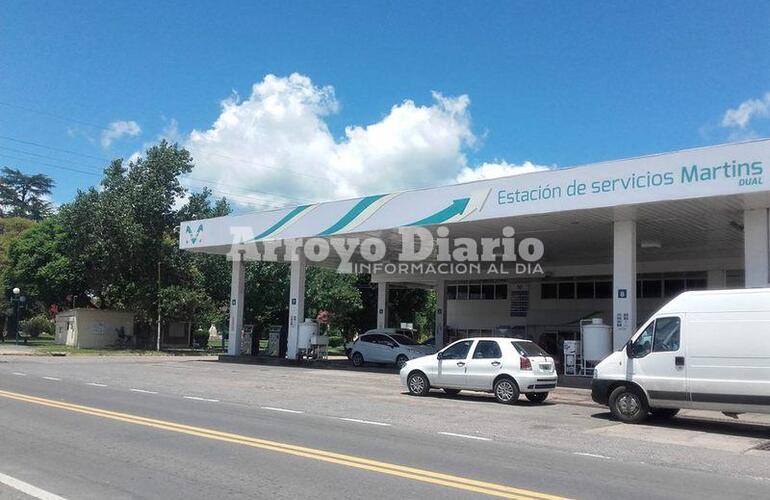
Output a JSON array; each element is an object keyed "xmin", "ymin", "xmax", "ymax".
[
  {"xmin": 626, "ymin": 342, "xmax": 636, "ymax": 358},
  {"xmin": 437, "ymin": 351, "xmax": 444, "ymax": 360}
]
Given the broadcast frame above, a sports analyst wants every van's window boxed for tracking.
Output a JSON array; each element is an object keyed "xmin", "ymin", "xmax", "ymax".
[
  {"xmin": 473, "ymin": 340, "xmax": 502, "ymax": 359},
  {"xmin": 631, "ymin": 322, "xmax": 654, "ymax": 358},
  {"xmin": 653, "ymin": 317, "xmax": 681, "ymax": 352},
  {"xmin": 511, "ymin": 341, "xmax": 549, "ymax": 357},
  {"xmin": 441, "ymin": 340, "xmax": 473, "ymax": 360}
]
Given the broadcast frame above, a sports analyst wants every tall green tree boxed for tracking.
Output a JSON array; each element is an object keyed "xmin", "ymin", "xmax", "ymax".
[
  {"xmin": 0, "ymin": 167, "xmax": 55, "ymax": 220},
  {"xmin": 57, "ymin": 141, "xmax": 195, "ymax": 322}
]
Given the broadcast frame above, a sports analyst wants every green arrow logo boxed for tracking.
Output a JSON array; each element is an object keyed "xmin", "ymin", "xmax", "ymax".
[{"xmin": 406, "ymin": 198, "xmax": 470, "ymax": 226}]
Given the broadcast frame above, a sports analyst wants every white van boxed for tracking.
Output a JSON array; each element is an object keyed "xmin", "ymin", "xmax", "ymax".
[{"xmin": 592, "ymin": 288, "xmax": 770, "ymax": 423}]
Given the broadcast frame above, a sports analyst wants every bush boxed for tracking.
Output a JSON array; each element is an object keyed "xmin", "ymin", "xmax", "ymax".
[
  {"xmin": 21, "ymin": 314, "xmax": 54, "ymax": 338},
  {"xmin": 193, "ymin": 329, "xmax": 209, "ymax": 349},
  {"xmin": 328, "ymin": 333, "xmax": 344, "ymax": 349}
]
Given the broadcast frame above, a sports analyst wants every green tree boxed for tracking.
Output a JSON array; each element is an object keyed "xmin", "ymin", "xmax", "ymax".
[
  {"xmin": 305, "ymin": 267, "xmax": 363, "ymax": 336},
  {"xmin": 2, "ymin": 218, "xmax": 80, "ymax": 310},
  {"xmin": 57, "ymin": 141, "xmax": 195, "ymax": 322},
  {"xmin": 0, "ymin": 167, "xmax": 55, "ymax": 220}
]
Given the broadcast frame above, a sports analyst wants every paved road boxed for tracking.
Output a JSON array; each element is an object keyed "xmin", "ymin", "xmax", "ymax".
[{"xmin": 0, "ymin": 356, "xmax": 768, "ymax": 499}]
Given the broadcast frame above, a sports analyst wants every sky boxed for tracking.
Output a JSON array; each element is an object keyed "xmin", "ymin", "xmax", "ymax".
[{"xmin": 2, "ymin": 1, "xmax": 770, "ymax": 212}]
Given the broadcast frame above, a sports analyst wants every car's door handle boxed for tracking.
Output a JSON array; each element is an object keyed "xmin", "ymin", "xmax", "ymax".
[
  {"xmin": 456, "ymin": 362, "xmax": 465, "ymax": 367},
  {"xmin": 675, "ymin": 356, "xmax": 685, "ymax": 367},
  {"xmin": 491, "ymin": 361, "xmax": 501, "ymax": 367}
]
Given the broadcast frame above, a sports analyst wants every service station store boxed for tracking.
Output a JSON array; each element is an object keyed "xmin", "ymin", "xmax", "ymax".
[{"xmin": 180, "ymin": 139, "xmax": 770, "ymax": 372}]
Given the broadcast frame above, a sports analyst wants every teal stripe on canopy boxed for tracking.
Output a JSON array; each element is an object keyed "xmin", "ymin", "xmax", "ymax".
[
  {"xmin": 252, "ymin": 205, "xmax": 310, "ymax": 240},
  {"xmin": 318, "ymin": 195, "xmax": 384, "ymax": 236}
]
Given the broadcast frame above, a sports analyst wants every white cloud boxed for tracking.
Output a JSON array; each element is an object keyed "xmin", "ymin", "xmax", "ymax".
[
  {"xmin": 185, "ymin": 73, "xmax": 548, "ymax": 209},
  {"xmin": 717, "ymin": 92, "xmax": 770, "ymax": 141},
  {"xmin": 101, "ymin": 120, "xmax": 142, "ymax": 149},
  {"xmin": 721, "ymin": 92, "xmax": 770, "ymax": 129},
  {"xmin": 455, "ymin": 160, "xmax": 550, "ymax": 183}
]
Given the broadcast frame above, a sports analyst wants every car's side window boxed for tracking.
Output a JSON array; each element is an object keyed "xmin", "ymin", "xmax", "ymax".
[
  {"xmin": 653, "ymin": 317, "xmax": 681, "ymax": 352},
  {"xmin": 630, "ymin": 322, "xmax": 654, "ymax": 358},
  {"xmin": 472, "ymin": 340, "xmax": 502, "ymax": 359},
  {"xmin": 359, "ymin": 335, "xmax": 373, "ymax": 343},
  {"xmin": 441, "ymin": 340, "xmax": 474, "ymax": 360}
]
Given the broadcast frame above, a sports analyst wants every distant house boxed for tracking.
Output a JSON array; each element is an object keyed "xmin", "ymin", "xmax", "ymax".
[{"xmin": 55, "ymin": 309, "xmax": 135, "ymax": 349}]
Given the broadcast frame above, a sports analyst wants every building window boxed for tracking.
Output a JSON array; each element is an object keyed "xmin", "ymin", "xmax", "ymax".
[
  {"xmin": 541, "ymin": 283, "xmax": 558, "ymax": 299},
  {"xmin": 447, "ymin": 281, "xmax": 508, "ymax": 301},
  {"xmin": 558, "ymin": 282, "xmax": 575, "ymax": 299},
  {"xmin": 641, "ymin": 280, "xmax": 662, "ymax": 298},
  {"xmin": 576, "ymin": 281, "xmax": 594, "ymax": 299},
  {"xmin": 664, "ymin": 279, "xmax": 685, "ymax": 298},
  {"xmin": 595, "ymin": 281, "xmax": 612, "ymax": 298}
]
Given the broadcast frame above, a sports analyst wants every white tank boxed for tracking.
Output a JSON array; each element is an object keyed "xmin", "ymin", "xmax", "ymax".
[
  {"xmin": 298, "ymin": 319, "xmax": 319, "ymax": 351},
  {"xmin": 581, "ymin": 318, "xmax": 613, "ymax": 361}
]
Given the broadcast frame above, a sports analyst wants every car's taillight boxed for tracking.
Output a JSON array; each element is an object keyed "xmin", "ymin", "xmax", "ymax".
[{"xmin": 520, "ymin": 356, "xmax": 532, "ymax": 370}]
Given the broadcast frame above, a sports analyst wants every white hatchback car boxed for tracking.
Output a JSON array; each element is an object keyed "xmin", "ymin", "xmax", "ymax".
[
  {"xmin": 400, "ymin": 337, "xmax": 557, "ymax": 404},
  {"xmin": 349, "ymin": 330, "xmax": 435, "ymax": 368}
]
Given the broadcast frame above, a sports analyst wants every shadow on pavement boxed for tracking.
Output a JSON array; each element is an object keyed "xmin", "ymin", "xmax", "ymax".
[
  {"xmin": 401, "ymin": 390, "xmax": 559, "ymax": 407},
  {"xmin": 589, "ymin": 410, "xmax": 770, "ymax": 438}
]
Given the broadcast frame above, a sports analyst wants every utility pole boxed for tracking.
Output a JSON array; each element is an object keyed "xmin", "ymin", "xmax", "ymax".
[{"xmin": 156, "ymin": 261, "xmax": 161, "ymax": 352}]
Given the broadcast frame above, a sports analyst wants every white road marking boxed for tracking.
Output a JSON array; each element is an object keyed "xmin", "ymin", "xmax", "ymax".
[
  {"xmin": 261, "ymin": 406, "xmax": 304, "ymax": 414},
  {"xmin": 129, "ymin": 388, "xmax": 158, "ymax": 394},
  {"xmin": 85, "ymin": 383, "xmax": 108, "ymax": 387},
  {"xmin": 338, "ymin": 417, "xmax": 392, "ymax": 427},
  {"xmin": 11, "ymin": 372, "xmax": 26, "ymax": 376},
  {"xmin": 183, "ymin": 396, "xmax": 219, "ymax": 402},
  {"xmin": 437, "ymin": 432, "xmax": 492, "ymax": 441},
  {"xmin": 573, "ymin": 452, "xmax": 611, "ymax": 459},
  {"xmin": 0, "ymin": 471, "xmax": 68, "ymax": 500},
  {"xmin": 42, "ymin": 377, "xmax": 61, "ymax": 381}
]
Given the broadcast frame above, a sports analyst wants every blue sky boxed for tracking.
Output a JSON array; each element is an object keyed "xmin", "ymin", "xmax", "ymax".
[{"xmin": 2, "ymin": 1, "xmax": 770, "ymax": 210}]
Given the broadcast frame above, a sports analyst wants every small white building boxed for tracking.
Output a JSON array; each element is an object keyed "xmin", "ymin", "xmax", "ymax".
[{"xmin": 55, "ymin": 309, "xmax": 135, "ymax": 349}]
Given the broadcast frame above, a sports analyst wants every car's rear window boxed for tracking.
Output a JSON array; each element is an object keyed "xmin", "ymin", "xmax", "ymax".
[
  {"xmin": 511, "ymin": 341, "xmax": 549, "ymax": 357},
  {"xmin": 390, "ymin": 334, "xmax": 418, "ymax": 345}
]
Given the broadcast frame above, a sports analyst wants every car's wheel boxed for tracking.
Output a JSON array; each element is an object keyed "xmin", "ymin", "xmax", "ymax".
[
  {"xmin": 443, "ymin": 388, "xmax": 461, "ymax": 396},
  {"xmin": 609, "ymin": 385, "xmax": 649, "ymax": 423},
  {"xmin": 493, "ymin": 377, "xmax": 519, "ymax": 404},
  {"xmin": 650, "ymin": 408, "xmax": 680, "ymax": 419},
  {"xmin": 525, "ymin": 392, "xmax": 548, "ymax": 403},
  {"xmin": 407, "ymin": 372, "xmax": 430, "ymax": 396},
  {"xmin": 351, "ymin": 352, "xmax": 364, "ymax": 367},
  {"xmin": 396, "ymin": 354, "xmax": 409, "ymax": 369}
]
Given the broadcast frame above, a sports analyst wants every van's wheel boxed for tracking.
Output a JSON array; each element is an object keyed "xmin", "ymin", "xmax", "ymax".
[
  {"xmin": 525, "ymin": 392, "xmax": 548, "ymax": 404},
  {"xmin": 407, "ymin": 372, "xmax": 430, "ymax": 396},
  {"xmin": 650, "ymin": 408, "xmax": 680, "ymax": 419},
  {"xmin": 493, "ymin": 377, "xmax": 519, "ymax": 404},
  {"xmin": 351, "ymin": 352, "xmax": 364, "ymax": 367},
  {"xmin": 396, "ymin": 354, "xmax": 409, "ymax": 369},
  {"xmin": 609, "ymin": 385, "xmax": 649, "ymax": 423},
  {"xmin": 443, "ymin": 388, "xmax": 461, "ymax": 396}
]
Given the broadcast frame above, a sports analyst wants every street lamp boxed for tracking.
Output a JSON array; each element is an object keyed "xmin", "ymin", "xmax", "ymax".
[{"xmin": 10, "ymin": 287, "xmax": 26, "ymax": 345}]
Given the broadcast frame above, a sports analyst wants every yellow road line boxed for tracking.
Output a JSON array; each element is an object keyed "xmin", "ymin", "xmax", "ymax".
[{"xmin": 0, "ymin": 389, "xmax": 570, "ymax": 500}]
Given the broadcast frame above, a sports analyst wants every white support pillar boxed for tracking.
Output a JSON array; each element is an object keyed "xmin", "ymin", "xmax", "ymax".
[
  {"xmin": 376, "ymin": 282, "xmax": 389, "ymax": 329},
  {"xmin": 434, "ymin": 279, "xmax": 447, "ymax": 349},
  {"xmin": 286, "ymin": 254, "xmax": 307, "ymax": 359},
  {"xmin": 227, "ymin": 253, "xmax": 246, "ymax": 356},
  {"xmin": 707, "ymin": 269, "xmax": 726, "ymax": 290},
  {"xmin": 612, "ymin": 221, "xmax": 637, "ymax": 350},
  {"xmin": 744, "ymin": 208, "xmax": 770, "ymax": 288}
]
